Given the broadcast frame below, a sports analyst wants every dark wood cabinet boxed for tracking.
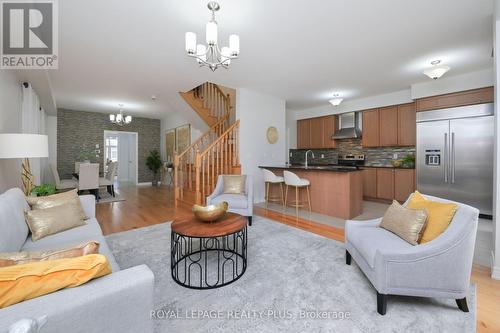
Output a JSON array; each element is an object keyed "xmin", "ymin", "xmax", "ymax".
[
  {"xmin": 416, "ymin": 87, "xmax": 494, "ymax": 112},
  {"xmin": 297, "ymin": 119, "xmax": 311, "ymax": 149},
  {"xmin": 379, "ymin": 106, "xmax": 398, "ymax": 146},
  {"xmin": 362, "ymin": 109, "xmax": 380, "ymax": 147},
  {"xmin": 397, "ymin": 103, "xmax": 416, "ymax": 146},
  {"xmin": 376, "ymin": 169, "xmax": 394, "ymax": 200},
  {"xmin": 322, "ymin": 115, "xmax": 336, "ymax": 148},
  {"xmin": 310, "ymin": 117, "xmax": 324, "ymax": 148},
  {"xmin": 362, "ymin": 167, "xmax": 415, "ymax": 203},
  {"xmin": 362, "ymin": 168, "xmax": 377, "ymax": 198},
  {"xmin": 394, "ymin": 169, "xmax": 415, "ymax": 202},
  {"xmin": 297, "ymin": 115, "xmax": 336, "ymax": 149}
]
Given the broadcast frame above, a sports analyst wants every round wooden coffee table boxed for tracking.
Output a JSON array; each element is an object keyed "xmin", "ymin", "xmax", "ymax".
[{"xmin": 170, "ymin": 213, "xmax": 247, "ymax": 289}]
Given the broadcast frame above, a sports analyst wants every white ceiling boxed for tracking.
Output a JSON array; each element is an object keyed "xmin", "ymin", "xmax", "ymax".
[{"xmin": 49, "ymin": 0, "xmax": 494, "ymax": 118}]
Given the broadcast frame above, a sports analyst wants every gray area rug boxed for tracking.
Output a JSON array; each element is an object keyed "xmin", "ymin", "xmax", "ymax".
[
  {"xmin": 96, "ymin": 189, "xmax": 124, "ymax": 204},
  {"xmin": 106, "ymin": 217, "xmax": 476, "ymax": 333}
]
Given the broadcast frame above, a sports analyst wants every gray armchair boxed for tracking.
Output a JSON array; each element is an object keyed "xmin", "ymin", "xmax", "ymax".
[
  {"xmin": 345, "ymin": 193, "xmax": 479, "ymax": 315},
  {"xmin": 206, "ymin": 175, "xmax": 254, "ymax": 225}
]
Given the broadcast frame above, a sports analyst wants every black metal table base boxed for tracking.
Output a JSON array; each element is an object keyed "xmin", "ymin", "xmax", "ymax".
[{"xmin": 171, "ymin": 227, "xmax": 247, "ymax": 289}]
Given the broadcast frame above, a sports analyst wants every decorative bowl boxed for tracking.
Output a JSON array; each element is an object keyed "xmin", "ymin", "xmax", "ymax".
[
  {"xmin": 391, "ymin": 159, "xmax": 403, "ymax": 168},
  {"xmin": 192, "ymin": 201, "xmax": 229, "ymax": 222}
]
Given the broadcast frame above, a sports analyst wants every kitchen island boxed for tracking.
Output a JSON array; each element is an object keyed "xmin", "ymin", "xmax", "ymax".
[{"xmin": 259, "ymin": 165, "xmax": 363, "ymax": 219}]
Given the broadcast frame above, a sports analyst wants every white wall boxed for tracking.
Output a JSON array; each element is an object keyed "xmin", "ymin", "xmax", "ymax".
[
  {"xmin": 160, "ymin": 108, "xmax": 208, "ymax": 161},
  {"xmin": 236, "ymin": 88, "xmax": 286, "ymax": 203},
  {"xmin": 44, "ymin": 115, "xmax": 57, "ymax": 183},
  {"xmin": 0, "ymin": 71, "xmax": 23, "ymax": 193},
  {"xmin": 492, "ymin": 0, "xmax": 500, "ymax": 280}
]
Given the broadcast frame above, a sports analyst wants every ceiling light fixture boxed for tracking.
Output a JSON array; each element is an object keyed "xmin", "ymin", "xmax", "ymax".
[
  {"xmin": 185, "ymin": 1, "xmax": 240, "ymax": 71},
  {"xmin": 109, "ymin": 104, "xmax": 132, "ymax": 126},
  {"xmin": 423, "ymin": 60, "xmax": 450, "ymax": 80},
  {"xmin": 329, "ymin": 94, "xmax": 343, "ymax": 106}
]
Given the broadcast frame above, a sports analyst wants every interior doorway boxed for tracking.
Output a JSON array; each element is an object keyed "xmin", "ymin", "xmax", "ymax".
[{"xmin": 104, "ymin": 130, "xmax": 138, "ymax": 185}]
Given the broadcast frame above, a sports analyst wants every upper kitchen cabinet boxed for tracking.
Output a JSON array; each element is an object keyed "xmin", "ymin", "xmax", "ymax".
[
  {"xmin": 322, "ymin": 115, "xmax": 336, "ymax": 148},
  {"xmin": 416, "ymin": 87, "xmax": 494, "ymax": 112},
  {"xmin": 379, "ymin": 106, "xmax": 398, "ymax": 146},
  {"xmin": 362, "ymin": 102, "xmax": 416, "ymax": 147},
  {"xmin": 361, "ymin": 109, "xmax": 380, "ymax": 147},
  {"xmin": 397, "ymin": 103, "xmax": 416, "ymax": 146},
  {"xmin": 297, "ymin": 119, "xmax": 311, "ymax": 149},
  {"xmin": 310, "ymin": 117, "xmax": 324, "ymax": 148},
  {"xmin": 296, "ymin": 115, "xmax": 336, "ymax": 149}
]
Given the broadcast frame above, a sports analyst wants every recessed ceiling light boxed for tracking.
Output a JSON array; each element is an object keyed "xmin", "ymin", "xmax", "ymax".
[
  {"xmin": 423, "ymin": 60, "xmax": 450, "ymax": 80},
  {"xmin": 329, "ymin": 94, "xmax": 343, "ymax": 106}
]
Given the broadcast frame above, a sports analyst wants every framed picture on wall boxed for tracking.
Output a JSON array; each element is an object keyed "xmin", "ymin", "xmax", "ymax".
[
  {"xmin": 175, "ymin": 124, "xmax": 191, "ymax": 154},
  {"xmin": 165, "ymin": 129, "xmax": 176, "ymax": 163}
]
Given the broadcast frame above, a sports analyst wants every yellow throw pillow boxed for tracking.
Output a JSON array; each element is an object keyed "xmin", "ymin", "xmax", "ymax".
[
  {"xmin": 24, "ymin": 201, "xmax": 87, "ymax": 241},
  {"xmin": 406, "ymin": 191, "xmax": 458, "ymax": 243},
  {"xmin": 0, "ymin": 241, "xmax": 100, "ymax": 267},
  {"xmin": 0, "ymin": 254, "xmax": 111, "ymax": 308},
  {"xmin": 223, "ymin": 175, "xmax": 246, "ymax": 194},
  {"xmin": 26, "ymin": 189, "xmax": 87, "ymax": 221}
]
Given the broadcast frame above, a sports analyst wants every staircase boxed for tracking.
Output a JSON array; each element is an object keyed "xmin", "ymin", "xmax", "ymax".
[{"xmin": 175, "ymin": 82, "xmax": 240, "ymax": 207}]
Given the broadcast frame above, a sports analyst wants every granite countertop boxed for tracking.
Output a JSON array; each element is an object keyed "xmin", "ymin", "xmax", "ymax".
[
  {"xmin": 361, "ymin": 165, "xmax": 415, "ymax": 170},
  {"xmin": 259, "ymin": 165, "xmax": 360, "ymax": 172}
]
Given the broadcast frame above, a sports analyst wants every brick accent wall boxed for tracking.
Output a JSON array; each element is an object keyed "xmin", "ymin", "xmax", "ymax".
[{"xmin": 57, "ymin": 109, "xmax": 161, "ymax": 183}]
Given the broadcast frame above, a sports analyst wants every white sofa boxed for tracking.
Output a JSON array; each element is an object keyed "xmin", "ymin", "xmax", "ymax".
[{"xmin": 0, "ymin": 188, "xmax": 154, "ymax": 333}]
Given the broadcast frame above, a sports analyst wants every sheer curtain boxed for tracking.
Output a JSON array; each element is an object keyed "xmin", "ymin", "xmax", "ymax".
[{"xmin": 21, "ymin": 83, "xmax": 48, "ymax": 185}]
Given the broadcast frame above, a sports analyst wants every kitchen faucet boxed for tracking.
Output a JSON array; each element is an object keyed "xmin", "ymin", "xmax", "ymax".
[{"xmin": 305, "ymin": 150, "xmax": 315, "ymax": 168}]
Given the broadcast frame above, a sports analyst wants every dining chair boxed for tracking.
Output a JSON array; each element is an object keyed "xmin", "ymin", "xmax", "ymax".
[
  {"xmin": 99, "ymin": 162, "xmax": 117, "ymax": 197},
  {"xmin": 78, "ymin": 163, "xmax": 100, "ymax": 201},
  {"xmin": 50, "ymin": 164, "xmax": 77, "ymax": 190}
]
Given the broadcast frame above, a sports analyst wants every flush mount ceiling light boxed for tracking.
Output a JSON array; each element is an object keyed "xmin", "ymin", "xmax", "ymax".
[
  {"xmin": 109, "ymin": 104, "xmax": 132, "ymax": 126},
  {"xmin": 329, "ymin": 94, "xmax": 343, "ymax": 106},
  {"xmin": 423, "ymin": 60, "xmax": 450, "ymax": 80},
  {"xmin": 185, "ymin": 1, "xmax": 240, "ymax": 71}
]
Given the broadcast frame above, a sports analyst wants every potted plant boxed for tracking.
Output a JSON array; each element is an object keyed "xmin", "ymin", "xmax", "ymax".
[
  {"xmin": 31, "ymin": 184, "xmax": 56, "ymax": 197},
  {"xmin": 146, "ymin": 150, "xmax": 162, "ymax": 186},
  {"xmin": 78, "ymin": 145, "xmax": 97, "ymax": 163},
  {"xmin": 401, "ymin": 154, "xmax": 415, "ymax": 168}
]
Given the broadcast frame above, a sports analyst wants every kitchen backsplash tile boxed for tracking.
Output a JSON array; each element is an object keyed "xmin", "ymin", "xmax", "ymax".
[{"xmin": 289, "ymin": 139, "xmax": 415, "ymax": 167}]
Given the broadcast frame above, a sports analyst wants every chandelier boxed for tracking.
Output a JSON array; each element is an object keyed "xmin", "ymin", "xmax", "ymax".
[
  {"xmin": 109, "ymin": 105, "xmax": 132, "ymax": 126},
  {"xmin": 185, "ymin": 1, "xmax": 240, "ymax": 71}
]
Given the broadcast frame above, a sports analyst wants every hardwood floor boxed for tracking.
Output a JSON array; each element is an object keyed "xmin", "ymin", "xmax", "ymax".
[
  {"xmin": 98, "ymin": 185, "xmax": 500, "ymax": 332},
  {"xmin": 96, "ymin": 183, "xmax": 190, "ymax": 235}
]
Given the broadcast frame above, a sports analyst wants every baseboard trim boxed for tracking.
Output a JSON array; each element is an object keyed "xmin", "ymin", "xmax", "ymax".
[{"xmin": 491, "ymin": 252, "xmax": 500, "ymax": 280}]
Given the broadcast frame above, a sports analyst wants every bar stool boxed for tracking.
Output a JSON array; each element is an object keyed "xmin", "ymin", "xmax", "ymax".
[
  {"xmin": 262, "ymin": 169, "xmax": 285, "ymax": 207},
  {"xmin": 283, "ymin": 170, "xmax": 311, "ymax": 216}
]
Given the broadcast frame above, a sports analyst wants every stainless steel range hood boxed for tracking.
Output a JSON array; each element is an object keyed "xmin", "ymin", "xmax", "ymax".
[{"xmin": 331, "ymin": 112, "xmax": 361, "ymax": 139}]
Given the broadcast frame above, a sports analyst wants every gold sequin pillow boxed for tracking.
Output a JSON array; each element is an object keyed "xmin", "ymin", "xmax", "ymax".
[
  {"xmin": 26, "ymin": 189, "xmax": 88, "ymax": 220},
  {"xmin": 380, "ymin": 200, "xmax": 428, "ymax": 245},
  {"xmin": 222, "ymin": 175, "xmax": 247, "ymax": 194},
  {"xmin": 25, "ymin": 201, "xmax": 87, "ymax": 241},
  {"xmin": 0, "ymin": 241, "xmax": 99, "ymax": 267}
]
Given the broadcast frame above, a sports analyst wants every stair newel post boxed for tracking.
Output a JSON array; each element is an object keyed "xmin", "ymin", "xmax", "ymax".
[
  {"xmin": 195, "ymin": 149, "xmax": 202, "ymax": 205},
  {"xmin": 174, "ymin": 151, "xmax": 179, "ymax": 207}
]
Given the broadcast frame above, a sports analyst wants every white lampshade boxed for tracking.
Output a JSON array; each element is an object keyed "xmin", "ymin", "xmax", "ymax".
[
  {"xmin": 185, "ymin": 32, "xmax": 197, "ymax": 54},
  {"xmin": 0, "ymin": 134, "xmax": 48, "ymax": 159},
  {"xmin": 116, "ymin": 113, "xmax": 123, "ymax": 122},
  {"xmin": 125, "ymin": 115, "xmax": 132, "ymax": 123},
  {"xmin": 109, "ymin": 114, "xmax": 115, "ymax": 122},
  {"xmin": 196, "ymin": 44, "xmax": 207, "ymax": 63},
  {"xmin": 221, "ymin": 47, "xmax": 231, "ymax": 64},
  {"xmin": 329, "ymin": 98, "xmax": 343, "ymax": 106},
  {"xmin": 229, "ymin": 34, "xmax": 239, "ymax": 56},
  {"xmin": 423, "ymin": 65, "xmax": 450, "ymax": 80},
  {"xmin": 206, "ymin": 21, "xmax": 218, "ymax": 45}
]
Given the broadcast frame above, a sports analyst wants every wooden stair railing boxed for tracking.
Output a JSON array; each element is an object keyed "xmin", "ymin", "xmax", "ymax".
[
  {"xmin": 179, "ymin": 82, "xmax": 231, "ymax": 127},
  {"xmin": 175, "ymin": 120, "xmax": 240, "ymax": 206}
]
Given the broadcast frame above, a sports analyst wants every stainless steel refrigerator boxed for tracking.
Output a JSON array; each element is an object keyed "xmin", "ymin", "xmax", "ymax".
[{"xmin": 416, "ymin": 103, "xmax": 494, "ymax": 216}]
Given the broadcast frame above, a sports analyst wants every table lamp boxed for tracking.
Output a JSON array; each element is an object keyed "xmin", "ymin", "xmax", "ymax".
[{"xmin": 0, "ymin": 133, "xmax": 49, "ymax": 195}]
